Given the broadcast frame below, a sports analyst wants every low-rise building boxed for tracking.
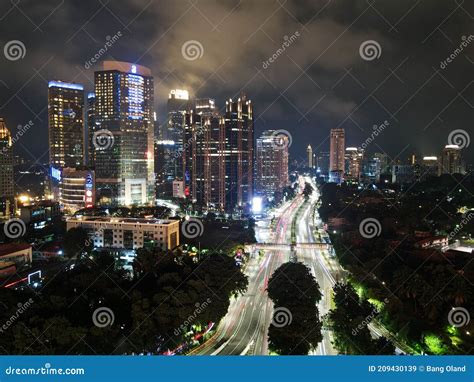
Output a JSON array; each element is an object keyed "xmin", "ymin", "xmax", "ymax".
[
  {"xmin": 0, "ymin": 243, "xmax": 32, "ymax": 268},
  {"xmin": 66, "ymin": 217, "xmax": 180, "ymax": 251}
]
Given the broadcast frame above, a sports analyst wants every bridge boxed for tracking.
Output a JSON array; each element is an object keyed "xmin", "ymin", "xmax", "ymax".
[{"xmin": 246, "ymin": 242, "xmax": 330, "ymax": 251}]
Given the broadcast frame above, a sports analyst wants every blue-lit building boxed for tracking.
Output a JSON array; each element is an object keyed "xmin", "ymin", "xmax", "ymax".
[{"xmin": 93, "ymin": 61, "xmax": 155, "ymax": 206}]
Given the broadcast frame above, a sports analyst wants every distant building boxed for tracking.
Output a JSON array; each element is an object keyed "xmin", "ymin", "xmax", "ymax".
[
  {"xmin": 315, "ymin": 151, "xmax": 330, "ymax": 175},
  {"xmin": 94, "ymin": 61, "xmax": 155, "ymax": 206},
  {"xmin": 439, "ymin": 145, "xmax": 465, "ymax": 175},
  {"xmin": 421, "ymin": 156, "xmax": 439, "ymax": 179},
  {"xmin": 329, "ymin": 128, "xmax": 345, "ymax": 183},
  {"xmin": 86, "ymin": 92, "xmax": 97, "ymax": 167},
  {"xmin": 155, "ymin": 139, "xmax": 177, "ymax": 199},
  {"xmin": 0, "ymin": 243, "xmax": 32, "ymax": 268},
  {"xmin": 66, "ymin": 217, "xmax": 180, "ymax": 251},
  {"xmin": 0, "ymin": 119, "xmax": 14, "ymax": 219},
  {"xmin": 48, "ymin": 81, "xmax": 84, "ymax": 169},
  {"xmin": 345, "ymin": 147, "xmax": 363, "ymax": 181},
  {"xmin": 172, "ymin": 180, "xmax": 185, "ymax": 198},
  {"xmin": 307, "ymin": 145, "xmax": 313, "ymax": 168},
  {"xmin": 19, "ymin": 201, "xmax": 61, "ymax": 225},
  {"xmin": 256, "ymin": 131, "xmax": 289, "ymax": 197},
  {"xmin": 392, "ymin": 164, "xmax": 415, "ymax": 184},
  {"xmin": 59, "ymin": 168, "xmax": 96, "ymax": 214}
]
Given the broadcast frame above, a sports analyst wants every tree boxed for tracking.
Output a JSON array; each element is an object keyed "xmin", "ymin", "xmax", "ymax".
[
  {"xmin": 267, "ymin": 262, "xmax": 323, "ymax": 354},
  {"xmin": 63, "ymin": 227, "xmax": 92, "ymax": 258}
]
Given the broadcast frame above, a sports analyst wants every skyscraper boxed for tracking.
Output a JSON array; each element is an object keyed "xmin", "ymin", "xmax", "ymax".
[
  {"xmin": 182, "ymin": 110, "xmax": 223, "ymax": 209},
  {"xmin": 86, "ymin": 92, "xmax": 97, "ymax": 167},
  {"xmin": 222, "ymin": 95, "xmax": 254, "ymax": 211},
  {"xmin": 0, "ymin": 119, "xmax": 14, "ymax": 219},
  {"xmin": 48, "ymin": 81, "xmax": 84, "ymax": 169},
  {"xmin": 439, "ymin": 145, "xmax": 465, "ymax": 175},
  {"xmin": 345, "ymin": 147, "xmax": 363, "ymax": 181},
  {"xmin": 256, "ymin": 131, "xmax": 289, "ymax": 197},
  {"xmin": 329, "ymin": 128, "xmax": 345, "ymax": 183},
  {"xmin": 93, "ymin": 61, "xmax": 154, "ymax": 206},
  {"xmin": 165, "ymin": 89, "xmax": 191, "ymax": 183},
  {"xmin": 307, "ymin": 144, "xmax": 313, "ymax": 168}
]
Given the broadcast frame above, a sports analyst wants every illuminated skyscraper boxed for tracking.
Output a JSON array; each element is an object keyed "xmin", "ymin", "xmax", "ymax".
[
  {"xmin": 307, "ymin": 144, "xmax": 313, "ymax": 168},
  {"xmin": 93, "ymin": 61, "xmax": 154, "ymax": 206},
  {"xmin": 329, "ymin": 128, "xmax": 345, "ymax": 183},
  {"xmin": 256, "ymin": 131, "xmax": 289, "ymax": 197},
  {"xmin": 182, "ymin": 110, "xmax": 223, "ymax": 209},
  {"xmin": 48, "ymin": 81, "xmax": 84, "ymax": 169},
  {"xmin": 86, "ymin": 92, "xmax": 97, "ymax": 167},
  {"xmin": 439, "ymin": 145, "xmax": 465, "ymax": 175},
  {"xmin": 165, "ymin": 89, "xmax": 191, "ymax": 181},
  {"xmin": 0, "ymin": 119, "xmax": 14, "ymax": 219},
  {"xmin": 222, "ymin": 95, "xmax": 254, "ymax": 211},
  {"xmin": 345, "ymin": 147, "xmax": 363, "ymax": 181}
]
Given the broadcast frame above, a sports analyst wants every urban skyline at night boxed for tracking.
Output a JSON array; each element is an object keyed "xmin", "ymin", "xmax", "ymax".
[{"xmin": 0, "ymin": 0, "xmax": 473, "ymax": 368}]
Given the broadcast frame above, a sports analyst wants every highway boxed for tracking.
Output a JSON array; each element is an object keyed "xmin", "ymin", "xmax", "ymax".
[{"xmin": 189, "ymin": 197, "xmax": 300, "ymax": 355}]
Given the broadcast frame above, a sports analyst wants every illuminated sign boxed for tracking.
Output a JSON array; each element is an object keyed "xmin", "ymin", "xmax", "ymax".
[
  {"xmin": 51, "ymin": 167, "xmax": 61, "ymax": 181},
  {"xmin": 131, "ymin": 65, "xmax": 137, "ymax": 73}
]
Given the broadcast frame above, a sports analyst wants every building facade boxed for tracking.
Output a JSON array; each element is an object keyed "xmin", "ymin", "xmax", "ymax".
[
  {"xmin": 256, "ymin": 131, "xmax": 289, "ymax": 197},
  {"xmin": 59, "ymin": 168, "xmax": 96, "ymax": 214},
  {"xmin": 94, "ymin": 61, "xmax": 155, "ymax": 206},
  {"xmin": 48, "ymin": 81, "xmax": 84, "ymax": 169},
  {"xmin": 329, "ymin": 128, "xmax": 345, "ymax": 182},
  {"xmin": 0, "ymin": 119, "xmax": 14, "ymax": 219},
  {"xmin": 66, "ymin": 217, "xmax": 180, "ymax": 251},
  {"xmin": 222, "ymin": 95, "xmax": 254, "ymax": 211},
  {"xmin": 439, "ymin": 145, "xmax": 465, "ymax": 175}
]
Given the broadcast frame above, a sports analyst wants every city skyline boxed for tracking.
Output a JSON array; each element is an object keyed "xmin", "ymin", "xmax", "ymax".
[{"xmin": 0, "ymin": 1, "xmax": 473, "ymax": 166}]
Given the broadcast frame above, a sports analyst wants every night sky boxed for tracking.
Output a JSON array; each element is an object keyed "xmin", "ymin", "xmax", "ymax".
[{"xmin": 0, "ymin": 0, "xmax": 472, "ymax": 166}]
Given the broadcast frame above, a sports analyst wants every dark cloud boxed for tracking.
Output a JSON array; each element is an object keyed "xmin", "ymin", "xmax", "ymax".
[{"xmin": 0, "ymin": 0, "xmax": 472, "ymax": 165}]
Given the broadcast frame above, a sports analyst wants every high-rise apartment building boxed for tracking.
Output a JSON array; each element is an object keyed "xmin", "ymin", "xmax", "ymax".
[
  {"xmin": 439, "ymin": 145, "xmax": 465, "ymax": 175},
  {"xmin": 93, "ymin": 61, "xmax": 154, "ymax": 206},
  {"xmin": 256, "ymin": 131, "xmax": 289, "ymax": 197},
  {"xmin": 0, "ymin": 119, "xmax": 14, "ymax": 219},
  {"xmin": 48, "ymin": 81, "xmax": 84, "ymax": 169}
]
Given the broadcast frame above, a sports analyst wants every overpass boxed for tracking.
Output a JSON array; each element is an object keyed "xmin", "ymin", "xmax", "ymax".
[{"xmin": 246, "ymin": 242, "xmax": 330, "ymax": 251}]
